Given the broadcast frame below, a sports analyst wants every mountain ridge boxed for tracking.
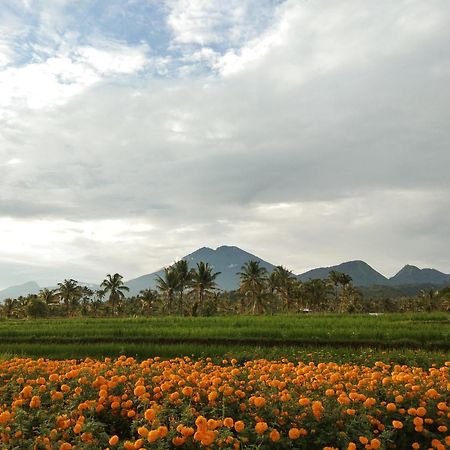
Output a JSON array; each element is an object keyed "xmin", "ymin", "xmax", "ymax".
[
  {"xmin": 125, "ymin": 245, "xmax": 277, "ymax": 296},
  {"xmin": 297, "ymin": 260, "xmax": 389, "ymax": 287},
  {"xmin": 1, "ymin": 246, "xmax": 449, "ymax": 300}
]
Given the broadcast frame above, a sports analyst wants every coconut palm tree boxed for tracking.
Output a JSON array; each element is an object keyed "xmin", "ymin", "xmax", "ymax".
[
  {"xmin": 173, "ymin": 259, "xmax": 193, "ymax": 315},
  {"xmin": 301, "ymin": 279, "xmax": 332, "ymax": 311},
  {"xmin": 57, "ymin": 279, "xmax": 83, "ymax": 315},
  {"xmin": 155, "ymin": 267, "xmax": 180, "ymax": 314},
  {"xmin": 138, "ymin": 288, "xmax": 158, "ymax": 316},
  {"xmin": 238, "ymin": 260, "xmax": 268, "ymax": 314},
  {"xmin": 3, "ymin": 298, "xmax": 16, "ymax": 318},
  {"xmin": 271, "ymin": 265, "xmax": 298, "ymax": 312},
  {"xmin": 328, "ymin": 270, "xmax": 341, "ymax": 302},
  {"xmin": 101, "ymin": 273, "xmax": 129, "ymax": 316},
  {"xmin": 189, "ymin": 262, "xmax": 221, "ymax": 316},
  {"xmin": 38, "ymin": 288, "xmax": 59, "ymax": 308}
]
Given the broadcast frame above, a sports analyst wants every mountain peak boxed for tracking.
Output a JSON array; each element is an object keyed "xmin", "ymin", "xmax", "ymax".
[
  {"xmin": 298, "ymin": 260, "xmax": 388, "ymax": 286},
  {"xmin": 0, "ymin": 281, "xmax": 41, "ymax": 302},
  {"xmin": 126, "ymin": 245, "xmax": 276, "ymax": 295},
  {"xmin": 389, "ymin": 265, "xmax": 450, "ymax": 286}
]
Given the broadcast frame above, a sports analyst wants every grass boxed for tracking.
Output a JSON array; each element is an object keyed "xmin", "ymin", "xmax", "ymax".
[
  {"xmin": 0, "ymin": 313, "xmax": 448, "ymax": 366},
  {"xmin": 0, "ymin": 313, "xmax": 448, "ymax": 347}
]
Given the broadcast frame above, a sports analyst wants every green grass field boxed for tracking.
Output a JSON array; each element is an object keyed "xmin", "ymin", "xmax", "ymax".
[{"xmin": 0, "ymin": 313, "xmax": 448, "ymax": 365}]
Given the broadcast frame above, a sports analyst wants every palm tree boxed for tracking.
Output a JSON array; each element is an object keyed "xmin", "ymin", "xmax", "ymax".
[
  {"xmin": 57, "ymin": 279, "xmax": 83, "ymax": 315},
  {"xmin": 189, "ymin": 262, "xmax": 221, "ymax": 316},
  {"xmin": 238, "ymin": 261, "xmax": 268, "ymax": 314},
  {"xmin": 155, "ymin": 267, "xmax": 180, "ymax": 314},
  {"xmin": 419, "ymin": 288, "xmax": 438, "ymax": 312},
  {"xmin": 173, "ymin": 259, "xmax": 193, "ymax": 315},
  {"xmin": 101, "ymin": 273, "xmax": 129, "ymax": 316},
  {"xmin": 38, "ymin": 288, "xmax": 59, "ymax": 307},
  {"xmin": 339, "ymin": 284, "xmax": 363, "ymax": 313},
  {"xmin": 138, "ymin": 289, "xmax": 158, "ymax": 316},
  {"xmin": 271, "ymin": 265, "xmax": 297, "ymax": 312},
  {"xmin": 301, "ymin": 279, "xmax": 332, "ymax": 311},
  {"xmin": 3, "ymin": 298, "xmax": 16, "ymax": 319},
  {"xmin": 328, "ymin": 270, "xmax": 341, "ymax": 302}
]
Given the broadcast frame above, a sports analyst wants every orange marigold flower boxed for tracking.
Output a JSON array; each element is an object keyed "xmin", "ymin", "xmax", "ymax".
[
  {"xmin": 223, "ymin": 417, "xmax": 234, "ymax": 428},
  {"xmin": 288, "ymin": 428, "xmax": 301, "ymax": 440},
  {"xmin": 172, "ymin": 436, "xmax": 186, "ymax": 446},
  {"xmin": 386, "ymin": 402, "xmax": 396, "ymax": 412},
  {"xmin": 298, "ymin": 397, "xmax": 310, "ymax": 406},
  {"xmin": 133, "ymin": 385, "xmax": 146, "ymax": 396},
  {"xmin": 253, "ymin": 396, "xmax": 266, "ymax": 407},
  {"xmin": 137, "ymin": 426, "xmax": 149, "ymax": 437},
  {"xmin": 269, "ymin": 429, "xmax": 281, "ymax": 442},
  {"xmin": 392, "ymin": 420, "xmax": 403, "ymax": 429},
  {"xmin": 370, "ymin": 438, "xmax": 381, "ymax": 449},
  {"xmin": 147, "ymin": 430, "xmax": 159, "ymax": 442},
  {"xmin": 255, "ymin": 422, "xmax": 268, "ymax": 434},
  {"xmin": 416, "ymin": 407, "xmax": 427, "ymax": 417},
  {"xmin": 234, "ymin": 421, "xmax": 245, "ymax": 433},
  {"xmin": 59, "ymin": 444, "xmax": 72, "ymax": 450},
  {"xmin": 144, "ymin": 408, "xmax": 156, "ymax": 421}
]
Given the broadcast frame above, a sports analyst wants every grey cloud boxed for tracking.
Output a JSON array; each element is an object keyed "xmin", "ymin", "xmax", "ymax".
[{"xmin": 1, "ymin": 0, "xmax": 449, "ymax": 283}]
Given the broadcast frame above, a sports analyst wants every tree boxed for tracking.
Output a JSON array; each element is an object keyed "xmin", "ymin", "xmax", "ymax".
[
  {"xmin": 173, "ymin": 260, "xmax": 193, "ymax": 315},
  {"xmin": 38, "ymin": 288, "xmax": 59, "ymax": 307},
  {"xmin": 3, "ymin": 298, "xmax": 16, "ymax": 319},
  {"xmin": 90, "ymin": 289, "xmax": 106, "ymax": 316},
  {"xmin": 328, "ymin": 270, "xmax": 341, "ymax": 302},
  {"xmin": 101, "ymin": 273, "xmax": 129, "ymax": 316},
  {"xmin": 138, "ymin": 289, "xmax": 158, "ymax": 316},
  {"xmin": 301, "ymin": 279, "xmax": 332, "ymax": 311},
  {"xmin": 270, "ymin": 265, "xmax": 298, "ymax": 312},
  {"xmin": 57, "ymin": 279, "xmax": 83, "ymax": 315},
  {"xmin": 155, "ymin": 267, "xmax": 180, "ymax": 314},
  {"xmin": 189, "ymin": 262, "xmax": 221, "ymax": 316},
  {"xmin": 238, "ymin": 261, "xmax": 268, "ymax": 314},
  {"xmin": 26, "ymin": 297, "xmax": 48, "ymax": 318},
  {"xmin": 418, "ymin": 288, "xmax": 439, "ymax": 312},
  {"xmin": 339, "ymin": 284, "xmax": 363, "ymax": 313}
]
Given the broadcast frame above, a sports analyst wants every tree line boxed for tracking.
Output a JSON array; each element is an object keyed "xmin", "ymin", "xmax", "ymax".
[{"xmin": 1, "ymin": 261, "xmax": 449, "ymax": 319}]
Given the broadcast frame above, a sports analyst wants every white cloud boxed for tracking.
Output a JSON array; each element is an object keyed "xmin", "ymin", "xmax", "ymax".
[
  {"xmin": 0, "ymin": 42, "xmax": 150, "ymax": 117},
  {"xmin": 165, "ymin": 0, "xmax": 283, "ymax": 72},
  {"xmin": 0, "ymin": 0, "xmax": 449, "ymax": 287},
  {"xmin": 75, "ymin": 43, "xmax": 150, "ymax": 75}
]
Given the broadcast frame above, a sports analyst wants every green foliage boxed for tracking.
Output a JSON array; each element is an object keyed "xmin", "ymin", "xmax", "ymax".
[
  {"xmin": 0, "ymin": 314, "xmax": 447, "ymax": 363},
  {"xmin": 25, "ymin": 298, "xmax": 48, "ymax": 319}
]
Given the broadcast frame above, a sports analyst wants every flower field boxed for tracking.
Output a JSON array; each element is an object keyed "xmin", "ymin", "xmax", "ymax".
[{"xmin": 0, "ymin": 356, "xmax": 449, "ymax": 449}]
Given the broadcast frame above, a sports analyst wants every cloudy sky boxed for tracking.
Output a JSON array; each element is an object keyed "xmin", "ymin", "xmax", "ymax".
[{"xmin": 1, "ymin": 0, "xmax": 449, "ymax": 288}]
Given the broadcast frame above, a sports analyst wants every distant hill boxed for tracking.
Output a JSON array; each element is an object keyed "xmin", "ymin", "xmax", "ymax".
[
  {"xmin": 298, "ymin": 260, "xmax": 388, "ymax": 286},
  {"xmin": 388, "ymin": 265, "xmax": 450, "ymax": 286},
  {"xmin": 0, "ymin": 281, "xmax": 40, "ymax": 302},
  {"xmin": 1, "ymin": 250, "xmax": 449, "ymax": 300},
  {"xmin": 125, "ymin": 245, "xmax": 277, "ymax": 296}
]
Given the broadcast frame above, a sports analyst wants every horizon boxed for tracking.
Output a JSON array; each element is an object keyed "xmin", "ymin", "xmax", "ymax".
[
  {"xmin": 1, "ymin": 1, "xmax": 449, "ymax": 289},
  {"xmin": 1, "ymin": 243, "xmax": 449, "ymax": 290}
]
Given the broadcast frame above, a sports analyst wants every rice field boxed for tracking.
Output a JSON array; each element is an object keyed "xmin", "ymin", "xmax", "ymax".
[{"xmin": 0, "ymin": 313, "xmax": 448, "ymax": 347}]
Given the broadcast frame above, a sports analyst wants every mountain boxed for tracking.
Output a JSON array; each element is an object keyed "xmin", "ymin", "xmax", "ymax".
[
  {"xmin": 298, "ymin": 260, "xmax": 388, "ymax": 287},
  {"xmin": 388, "ymin": 265, "xmax": 450, "ymax": 286},
  {"xmin": 125, "ymin": 245, "xmax": 277, "ymax": 296},
  {"xmin": 0, "ymin": 281, "xmax": 40, "ymax": 302}
]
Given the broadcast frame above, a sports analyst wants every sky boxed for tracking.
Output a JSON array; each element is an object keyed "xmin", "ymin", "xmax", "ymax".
[{"xmin": 1, "ymin": 0, "xmax": 449, "ymax": 289}]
